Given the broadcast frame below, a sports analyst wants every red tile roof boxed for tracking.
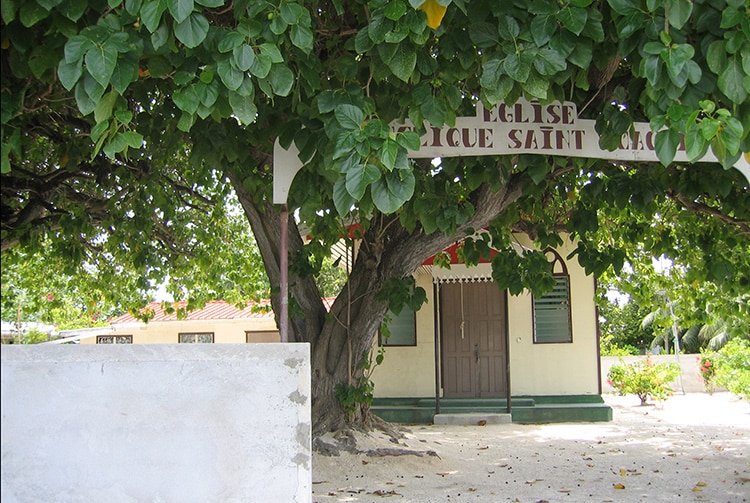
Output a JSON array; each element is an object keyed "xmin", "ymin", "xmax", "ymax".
[{"xmin": 109, "ymin": 298, "xmax": 335, "ymax": 324}]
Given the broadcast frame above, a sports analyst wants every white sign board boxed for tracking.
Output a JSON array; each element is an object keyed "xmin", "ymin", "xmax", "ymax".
[{"xmin": 274, "ymin": 99, "xmax": 750, "ymax": 204}]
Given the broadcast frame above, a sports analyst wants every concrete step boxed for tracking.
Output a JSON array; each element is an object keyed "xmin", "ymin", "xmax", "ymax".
[{"xmin": 433, "ymin": 413, "xmax": 512, "ymax": 425}]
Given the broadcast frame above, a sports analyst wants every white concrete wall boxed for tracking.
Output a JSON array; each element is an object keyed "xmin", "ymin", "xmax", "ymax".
[{"xmin": 1, "ymin": 344, "xmax": 311, "ymax": 503}]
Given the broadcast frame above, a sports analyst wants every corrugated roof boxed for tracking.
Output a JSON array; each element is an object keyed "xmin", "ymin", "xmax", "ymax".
[{"xmin": 109, "ymin": 298, "xmax": 335, "ymax": 324}]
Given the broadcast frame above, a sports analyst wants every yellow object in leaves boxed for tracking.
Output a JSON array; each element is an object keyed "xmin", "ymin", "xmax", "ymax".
[{"xmin": 418, "ymin": 0, "xmax": 448, "ymax": 29}]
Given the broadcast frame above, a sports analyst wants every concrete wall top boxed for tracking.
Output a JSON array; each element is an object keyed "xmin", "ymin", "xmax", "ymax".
[{"xmin": 1, "ymin": 343, "xmax": 311, "ymax": 503}]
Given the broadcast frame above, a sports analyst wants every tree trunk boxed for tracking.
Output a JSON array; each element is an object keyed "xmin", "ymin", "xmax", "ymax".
[{"xmin": 228, "ymin": 160, "xmax": 532, "ymax": 437}]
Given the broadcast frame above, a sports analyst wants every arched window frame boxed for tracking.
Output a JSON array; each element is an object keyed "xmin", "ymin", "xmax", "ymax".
[{"xmin": 532, "ymin": 248, "xmax": 573, "ymax": 344}]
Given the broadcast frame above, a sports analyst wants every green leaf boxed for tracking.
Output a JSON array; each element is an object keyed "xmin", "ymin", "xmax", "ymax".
[
  {"xmin": 663, "ymin": 43, "xmax": 694, "ymax": 80},
  {"xmin": 530, "ymin": 15, "xmax": 557, "ymax": 46},
  {"xmin": 59, "ymin": 0, "xmax": 87, "ymax": 21},
  {"xmin": 504, "ymin": 53, "xmax": 530, "ymax": 83},
  {"xmin": 218, "ymin": 31, "xmax": 245, "ymax": 53},
  {"xmin": 397, "ymin": 131, "xmax": 421, "ymax": 151},
  {"xmin": 385, "ymin": 44, "xmax": 416, "ymax": 82},
  {"xmin": 568, "ymin": 40, "xmax": 593, "ymax": 68},
  {"xmin": 167, "ymin": 0, "xmax": 193, "ymax": 23},
  {"xmin": 85, "ymin": 42, "xmax": 118, "ymax": 88},
  {"xmin": 268, "ymin": 65, "xmax": 294, "ymax": 96},
  {"xmin": 141, "ymin": 0, "xmax": 167, "ymax": 33},
  {"xmin": 371, "ymin": 169, "xmax": 415, "ymax": 214},
  {"xmin": 1, "ymin": 0, "xmax": 16, "ymax": 24},
  {"xmin": 720, "ymin": 6, "xmax": 744, "ymax": 28},
  {"xmin": 228, "ymin": 91, "xmax": 258, "ymax": 124},
  {"xmin": 174, "ymin": 12, "xmax": 209, "ymax": 48},
  {"xmin": 718, "ymin": 117, "xmax": 743, "ymax": 155},
  {"xmin": 290, "ymin": 24, "xmax": 314, "ymax": 53},
  {"xmin": 684, "ymin": 126, "xmax": 708, "ymax": 161},
  {"xmin": 280, "ymin": 2, "xmax": 307, "ymax": 24},
  {"xmin": 111, "ymin": 60, "xmax": 138, "ymax": 94},
  {"xmin": 654, "ymin": 129, "xmax": 680, "ymax": 166},
  {"xmin": 19, "ymin": 1, "xmax": 48, "ymax": 27},
  {"xmin": 232, "ymin": 44, "xmax": 255, "ymax": 71},
  {"xmin": 216, "ymin": 58, "xmax": 244, "ymax": 91},
  {"xmin": 121, "ymin": 131, "xmax": 144, "ymax": 148},
  {"xmin": 259, "ymin": 43, "xmax": 284, "ymax": 63},
  {"xmin": 522, "ymin": 73, "xmax": 549, "ymax": 99},
  {"xmin": 64, "ymin": 35, "xmax": 93, "ymax": 63},
  {"xmin": 379, "ymin": 139, "xmax": 400, "ymax": 170},
  {"xmin": 333, "ymin": 176, "xmax": 356, "ymax": 215},
  {"xmin": 172, "ymin": 86, "xmax": 200, "ymax": 114},
  {"xmin": 699, "ymin": 119, "xmax": 721, "ymax": 141},
  {"xmin": 248, "ymin": 50, "xmax": 272, "ymax": 78},
  {"xmin": 420, "ymin": 93, "xmax": 447, "ymax": 126},
  {"xmin": 498, "ymin": 17, "xmax": 520, "ymax": 40},
  {"xmin": 607, "ymin": 0, "xmax": 640, "ymax": 15},
  {"xmin": 718, "ymin": 59, "xmax": 747, "ymax": 103},
  {"xmin": 346, "ymin": 163, "xmax": 381, "ymax": 199},
  {"xmin": 640, "ymin": 55, "xmax": 661, "ymax": 86},
  {"xmin": 534, "ymin": 48, "xmax": 567, "ymax": 75},
  {"xmin": 334, "ymin": 104, "xmax": 364, "ymax": 130},
  {"xmin": 468, "ymin": 23, "xmax": 500, "ymax": 48},
  {"xmin": 666, "ymin": 0, "xmax": 692, "ymax": 29},
  {"xmin": 58, "ymin": 59, "xmax": 83, "ymax": 91},
  {"xmin": 94, "ymin": 90, "xmax": 118, "ymax": 123},
  {"xmin": 558, "ymin": 6, "xmax": 587, "ymax": 36},
  {"xmin": 384, "ymin": 0, "xmax": 407, "ymax": 20}
]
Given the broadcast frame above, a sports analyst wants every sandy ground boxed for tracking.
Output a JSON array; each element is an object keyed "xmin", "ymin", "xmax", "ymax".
[{"xmin": 312, "ymin": 393, "xmax": 750, "ymax": 503}]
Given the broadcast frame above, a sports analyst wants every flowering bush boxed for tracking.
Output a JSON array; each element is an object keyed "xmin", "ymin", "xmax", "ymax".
[
  {"xmin": 607, "ymin": 357, "xmax": 681, "ymax": 406},
  {"xmin": 697, "ymin": 352, "xmax": 717, "ymax": 394},
  {"xmin": 713, "ymin": 339, "xmax": 750, "ymax": 400}
]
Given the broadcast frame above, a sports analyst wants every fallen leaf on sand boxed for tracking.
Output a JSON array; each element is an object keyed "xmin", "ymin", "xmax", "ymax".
[
  {"xmin": 613, "ymin": 483, "xmax": 625, "ymax": 489},
  {"xmin": 371, "ymin": 489, "xmax": 401, "ymax": 496},
  {"xmin": 525, "ymin": 479, "xmax": 543, "ymax": 485},
  {"xmin": 312, "ymin": 480, "xmax": 328, "ymax": 484},
  {"xmin": 477, "ymin": 420, "xmax": 487, "ymax": 426},
  {"xmin": 695, "ymin": 481, "xmax": 707, "ymax": 487}
]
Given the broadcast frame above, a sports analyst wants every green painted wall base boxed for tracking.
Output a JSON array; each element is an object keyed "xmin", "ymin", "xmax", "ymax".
[{"xmin": 372, "ymin": 395, "xmax": 612, "ymax": 424}]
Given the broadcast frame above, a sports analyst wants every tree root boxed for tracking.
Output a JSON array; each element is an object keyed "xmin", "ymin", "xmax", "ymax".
[{"xmin": 313, "ymin": 420, "xmax": 439, "ymax": 459}]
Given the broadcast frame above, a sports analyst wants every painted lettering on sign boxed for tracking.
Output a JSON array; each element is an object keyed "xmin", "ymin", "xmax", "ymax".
[{"xmin": 274, "ymin": 99, "xmax": 750, "ymax": 203}]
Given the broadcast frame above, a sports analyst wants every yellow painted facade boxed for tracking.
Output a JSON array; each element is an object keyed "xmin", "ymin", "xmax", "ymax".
[
  {"xmin": 372, "ymin": 235, "xmax": 600, "ymax": 398},
  {"xmin": 78, "ymin": 235, "xmax": 600, "ymax": 399}
]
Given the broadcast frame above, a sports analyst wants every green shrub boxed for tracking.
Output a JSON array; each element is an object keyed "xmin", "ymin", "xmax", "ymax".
[
  {"xmin": 601, "ymin": 342, "xmax": 640, "ymax": 357},
  {"xmin": 607, "ymin": 357, "xmax": 681, "ymax": 406},
  {"xmin": 713, "ymin": 339, "xmax": 750, "ymax": 400}
]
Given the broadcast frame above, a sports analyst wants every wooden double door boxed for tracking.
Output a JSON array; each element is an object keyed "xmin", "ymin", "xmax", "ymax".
[{"xmin": 440, "ymin": 281, "xmax": 508, "ymax": 398}]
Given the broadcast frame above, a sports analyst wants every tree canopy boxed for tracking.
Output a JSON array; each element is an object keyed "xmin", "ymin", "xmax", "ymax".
[{"xmin": 2, "ymin": 0, "xmax": 749, "ymax": 434}]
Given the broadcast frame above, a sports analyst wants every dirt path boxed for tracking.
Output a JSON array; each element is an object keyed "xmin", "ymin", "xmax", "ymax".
[{"xmin": 313, "ymin": 393, "xmax": 750, "ymax": 502}]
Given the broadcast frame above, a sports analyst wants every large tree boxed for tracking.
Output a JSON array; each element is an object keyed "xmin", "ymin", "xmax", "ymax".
[{"xmin": 2, "ymin": 0, "xmax": 749, "ymax": 436}]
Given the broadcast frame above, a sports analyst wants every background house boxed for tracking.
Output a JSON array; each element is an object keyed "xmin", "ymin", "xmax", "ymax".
[{"xmin": 77, "ymin": 300, "xmax": 282, "ymax": 345}]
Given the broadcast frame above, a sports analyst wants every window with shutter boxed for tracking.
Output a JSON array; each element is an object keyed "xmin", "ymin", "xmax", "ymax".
[
  {"xmin": 533, "ymin": 249, "xmax": 572, "ymax": 344},
  {"xmin": 380, "ymin": 308, "xmax": 417, "ymax": 346}
]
